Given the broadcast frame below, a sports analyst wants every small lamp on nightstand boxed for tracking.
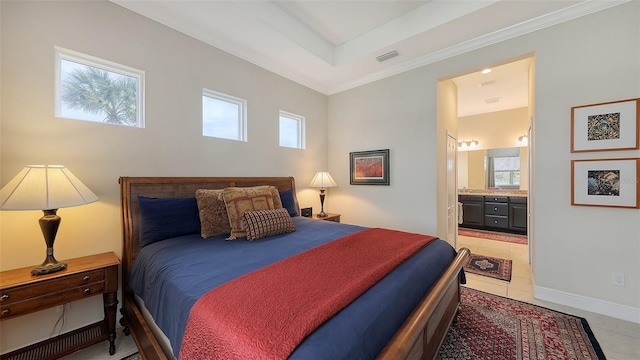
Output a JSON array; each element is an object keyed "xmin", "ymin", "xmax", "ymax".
[
  {"xmin": 309, "ymin": 171, "xmax": 337, "ymax": 217},
  {"xmin": 0, "ymin": 165, "xmax": 98, "ymax": 275}
]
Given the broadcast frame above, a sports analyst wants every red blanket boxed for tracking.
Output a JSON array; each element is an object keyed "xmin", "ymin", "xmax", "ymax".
[{"xmin": 179, "ymin": 228, "xmax": 437, "ymax": 360}]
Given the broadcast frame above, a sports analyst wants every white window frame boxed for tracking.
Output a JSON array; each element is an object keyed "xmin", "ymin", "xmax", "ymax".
[
  {"xmin": 279, "ymin": 110, "xmax": 306, "ymax": 149},
  {"xmin": 202, "ymin": 89, "xmax": 247, "ymax": 142},
  {"xmin": 54, "ymin": 46, "xmax": 145, "ymax": 127}
]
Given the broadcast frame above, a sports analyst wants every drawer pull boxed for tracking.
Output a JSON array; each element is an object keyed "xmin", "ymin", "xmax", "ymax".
[
  {"xmin": 1, "ymin": 309, "xmax": 9, "ymax": 316},
  {"xmin": 84, "ymin": 288, "xmax": 91, "ymax": 295},
  {"xmin": 1, "ymin": 294, "xmax": 8, "ymax": 301},
  {"xmin": 494, "ymin": 220, "xmax": 498, "ymax": 224},
  {"xmin": 494, "ymin": 207, "xmax": 498, "ymax": 211},
  {"xmin": 83, "ymin": 276, "xmax": 90, "ymax": 282}
]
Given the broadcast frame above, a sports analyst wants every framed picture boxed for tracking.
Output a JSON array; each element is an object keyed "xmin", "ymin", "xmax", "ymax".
[
  {"xmin": 350, "ymin": 149, "xmax": 390, "ymax": 185},
  {"xmin": 571, "ymin": 98, "xmax": 639, "ymax": 152},
  {"xmin": 571, "ymin": 158, "xmax": 640, "ymax": 208}
]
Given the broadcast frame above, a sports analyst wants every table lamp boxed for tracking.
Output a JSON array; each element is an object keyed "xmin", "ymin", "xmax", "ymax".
[
  {"xmin": 0, "ymin": 165, "xmax": 98, "ymax": 275},
  {"xmin": 309, "ymin": 171, "xmax": 337, "ymax": 217}
]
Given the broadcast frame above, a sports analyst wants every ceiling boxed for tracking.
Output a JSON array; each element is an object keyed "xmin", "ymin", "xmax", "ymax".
[{"xmin": 111, "ymin": 0, "xmax": 625, "ymax": 114}]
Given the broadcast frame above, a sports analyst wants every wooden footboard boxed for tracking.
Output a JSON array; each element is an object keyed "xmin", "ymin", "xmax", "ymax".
[{"xmin": 118, "ymin": 176, "xmax": 470, "ymax": 360}]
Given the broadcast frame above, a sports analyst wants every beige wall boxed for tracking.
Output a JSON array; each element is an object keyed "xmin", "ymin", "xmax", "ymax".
[
  {"xmin": 0, "ymin": 1, "xmax": 328, "ymax": 352},
  {"xmin": 328, "ymin": 2, "xmax": 639, "ymax": 322}
]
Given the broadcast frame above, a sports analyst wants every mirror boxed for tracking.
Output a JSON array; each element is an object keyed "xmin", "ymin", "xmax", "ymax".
[{"xmin": 458, "ymin": 147, "xmax": 528, "ymax": 190}]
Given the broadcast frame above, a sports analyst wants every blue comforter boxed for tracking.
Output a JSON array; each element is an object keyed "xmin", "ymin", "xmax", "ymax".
[{"xmin": 129, "ymin": 216, "xmax": 458, "ymax": 359}]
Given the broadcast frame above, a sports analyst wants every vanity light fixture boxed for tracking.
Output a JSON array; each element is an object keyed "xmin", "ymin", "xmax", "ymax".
[{"xmin": 458, "ymin": 140, "xmax": 479, "ymax": 150}]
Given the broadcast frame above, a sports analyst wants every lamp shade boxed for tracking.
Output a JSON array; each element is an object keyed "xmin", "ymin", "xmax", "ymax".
[
  {"xmin": 0, "ymin": 165, "xmax": 98, "ymax": 211},
  {"xmin": 309, "ymin": 172, "xmax": 337, "ymax": 189}
]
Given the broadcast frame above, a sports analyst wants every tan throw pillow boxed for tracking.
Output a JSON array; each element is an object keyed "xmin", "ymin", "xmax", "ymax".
[
  {"xmin": 195, "ymin": 189, "xmax": 232, "ymax": 238},
  {"xmin": 269, "ymin": 186, "xmax": 284, "ymax": 210},
  {"xmin": 223, "ymin": 186, "xmax": 275, "ymax": 239},
  {"xmin": 243, "ymin": 208, "xmax": 296, "ymax": 241}
]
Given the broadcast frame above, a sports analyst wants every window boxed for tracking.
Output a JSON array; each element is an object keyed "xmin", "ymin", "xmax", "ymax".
[
  {"xmin": 493, "ymin": 156, "xmax": 520, "ymax": 187},
  {"xmin": 279, "ymin": 111, "xmax": 305, "ymax": 149},
  {"xmin": 202, "ymin": 89, "xmax": 247, "ymax": 141},
  {"xmin": 55, "ymin": 47, "xmax": 144, "ymax": 127}
]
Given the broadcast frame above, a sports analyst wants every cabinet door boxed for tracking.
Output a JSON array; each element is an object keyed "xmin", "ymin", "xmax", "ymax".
[
  {"xmin": 461, "ymin": 202, "xmax": 484, "ymax": 226},
  {"xmin": 509, "ymin": 203, "xmax": 528, "ymax": 232}
]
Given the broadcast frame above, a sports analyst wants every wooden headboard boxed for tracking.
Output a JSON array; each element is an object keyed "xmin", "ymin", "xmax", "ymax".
[{"xmin": 119, "ymin": 176, "xmax": 299, "ymax": 291}]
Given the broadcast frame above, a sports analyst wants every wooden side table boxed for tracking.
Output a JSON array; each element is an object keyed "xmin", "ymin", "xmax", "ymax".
[
  {"xmin": 0, "ymin": 252, "xmax": 120, "ymax": 359},
  {"xmin": 311, "ymin": 213, "xmax": 341, "ymax": 223}
]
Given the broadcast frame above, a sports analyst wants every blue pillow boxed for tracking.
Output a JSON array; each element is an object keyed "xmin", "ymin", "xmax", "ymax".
[
  {"xmin": 138, "ymin": 196, "xmax": 201, "ymax": 247},
  {"xmin": 279, "ymin": 190, "xmax": 299, "ymax": 217}
]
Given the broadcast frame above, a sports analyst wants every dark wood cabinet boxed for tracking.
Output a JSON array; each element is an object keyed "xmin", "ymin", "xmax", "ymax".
[
  {"xmin": 459, "ymin": 194, "xmax": 527, "ymax": 234},
  {"xmin": 509, "ymin": 197, "xmax": 528, "ymax": 232},
  {"xmin": 459, "ymin": 195, "xmax": 484, "ymax": 227}
]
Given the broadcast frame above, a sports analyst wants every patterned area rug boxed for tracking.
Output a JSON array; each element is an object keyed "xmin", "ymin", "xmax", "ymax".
[
  {"xmin": 437, "ymin": 287, "xmax": 606, "ymax": 359},
  {"xmin": 464, "ymin": 253, "xmax": 512, "ymax": 281},
  {"xmin": 459, "ymin": 228, "xmax": 528, "ymax": 245},
  {"xmin": 120, "ymin": 353, "xmax": 141, "ymax": 360}
]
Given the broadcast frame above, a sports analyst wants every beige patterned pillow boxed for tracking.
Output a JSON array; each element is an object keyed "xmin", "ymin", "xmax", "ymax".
[
  {"xmin": 195, "ymin": 189, "xmax": 231, "ymax": 238},
  {"xmin": 222, "ymin": 186, "xmax": 275, "ymax": 239},
  {"xmin": 243, "ymin": 208, "xmax": 296, "ymax": 241},
  {"xmin": 269, "ymin": 186, "xmax": 283, "ymax": 210}
]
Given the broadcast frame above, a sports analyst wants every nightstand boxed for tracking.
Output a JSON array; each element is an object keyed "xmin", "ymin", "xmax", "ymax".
[
  {"xmin": 311, "ymin": 213, "xmax": 341, "ymax": 223},
  {"xmin": 0, "ymin": 252, "xmax": 120, "ymax": 359}
]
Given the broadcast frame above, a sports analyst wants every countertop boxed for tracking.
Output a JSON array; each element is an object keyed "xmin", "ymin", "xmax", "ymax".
[{"xmin": 458, "ymin": 189, "xmax": 528, "ymax": 197}]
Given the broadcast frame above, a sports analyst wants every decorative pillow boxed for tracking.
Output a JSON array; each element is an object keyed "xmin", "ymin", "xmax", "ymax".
[
  {"xmin": 195, "ymin": 189, "xmax": 232, "ymax": 238},
  {"xmin": 279, "ymin": 190, "xmax": 299, "ymax": 217},
  {"xmin": 138, "ymin": 196, "xmax": 201, "ymax": 247},
  {"xmin": 222, "ymin": 186, "xmax": 275, "ymax": 239},
  {"xmin": 269, "ymin": 186, "xmax": 284, "ymax": 210},
  {"xmin": 243, "ymin": 208, "xmax": 296, "ymax": 241}
]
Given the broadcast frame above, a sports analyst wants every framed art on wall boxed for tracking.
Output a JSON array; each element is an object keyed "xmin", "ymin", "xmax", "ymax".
[
  {"xmin": 350, "ymin": 149, "xmax": 390, "ymax": 185},
  {"xmin": 571, "ymin": 98, "xmax": 639, "ymax": 152},
  {"xmin": 571, "ymin": 158, "xmax": 640, "ymax": 208}
]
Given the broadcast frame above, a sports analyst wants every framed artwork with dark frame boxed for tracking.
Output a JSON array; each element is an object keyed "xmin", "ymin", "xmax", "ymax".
[
  {"xmin": 350, "ymin": 149, "xmax": 390, "ymax": 185},
  {"xmin": 571, "ymin": 98, "xmax": 639, "ymax": 153},
  {"xmin": 571, "ymin": 158, "xmax": 640, "ymax": 208}
]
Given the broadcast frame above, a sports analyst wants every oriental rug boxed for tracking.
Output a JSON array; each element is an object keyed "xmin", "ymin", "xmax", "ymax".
[
  {"xmin": 120, "ymin": 353, "xmax": 141, "ymax": 360},
  {"xmin": 464, "ymin": 253, "xmax": 512, "ymax": 282},
  {"xmin": 437, "ymin": 287, "xmax": 606, "ymax": 360},
  {"xmin": 459, "ymin": 228, "xmax": 528, "ymax": 245}
]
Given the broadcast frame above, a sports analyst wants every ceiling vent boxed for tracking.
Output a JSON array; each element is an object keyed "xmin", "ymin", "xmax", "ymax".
[
  {"xmin": 479, "ymin": 80, "xmax": 495, "ymax": 87},
  {"xmin": 376, "ymin": 50, "xmax": 400, "ymax": 62},
  {"xmin": 485, "ymin": 97, "xmax": 500, "ymax": 104}
]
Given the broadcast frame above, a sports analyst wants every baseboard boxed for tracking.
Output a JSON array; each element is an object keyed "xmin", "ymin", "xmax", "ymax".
[{"xmin": 534, "ymin": 286, "xmax": 640, "ymax": 324}]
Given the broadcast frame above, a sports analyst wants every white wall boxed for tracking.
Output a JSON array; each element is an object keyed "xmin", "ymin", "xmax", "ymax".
[
  {"xmin": 0, "ymin": 0, "xmax": 328, "ymax": 352},
  {"xmin": 458, "ymin": 107, "xmax": 529, "ymax": 150},
  {"xmin": 328, "ymin": 2, "xmax": 639, "ymax": 320}
]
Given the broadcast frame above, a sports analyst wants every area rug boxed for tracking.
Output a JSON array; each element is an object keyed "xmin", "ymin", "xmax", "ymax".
[
  {"xmin": 120, "ymin": 353, "xmax": 141, "ymax": 360},
  {"xmin": 459, "ymin": 228, "xmax": 528, "ymax": 245},
  {"xmin": 437, "ymin": 287, "xmax": 606, "ymax": 360},
  {"xmin": 464, "ymin": 253, "xmax": 512, "ymax": 281}
]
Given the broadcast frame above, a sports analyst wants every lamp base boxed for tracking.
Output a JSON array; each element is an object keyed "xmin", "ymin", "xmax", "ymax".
[
  {"xmin": 32, "ymin": 261, "xmax": 67, "ymax": 276},
  {"xmin": 317, "ymin": 211, "xmax": 328, "ymax": 217}
]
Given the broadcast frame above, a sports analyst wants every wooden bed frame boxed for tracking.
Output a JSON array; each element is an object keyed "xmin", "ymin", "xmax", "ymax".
[{"xmin": 119, "ymin": 176, "xmax": 470, "ymax": 360}]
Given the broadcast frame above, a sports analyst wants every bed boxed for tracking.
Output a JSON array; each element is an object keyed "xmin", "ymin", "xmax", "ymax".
[{"xmin": 118, "ymin": 176, "xmax": 470, "ymax": 360}]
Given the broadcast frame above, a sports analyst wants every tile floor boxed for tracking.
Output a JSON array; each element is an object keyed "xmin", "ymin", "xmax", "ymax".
[
  {"xmin": 457, "ymin": 233, "xmax": 640, "ymax": 360},
  {"xmin": 61, "ymin": 233, "xmax": 640, "ymax": 360}
]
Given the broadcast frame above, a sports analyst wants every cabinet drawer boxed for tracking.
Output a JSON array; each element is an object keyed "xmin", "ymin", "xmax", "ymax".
[
  {"xmin": 459, "ymin": 195, "xmax": 484, "ymax": 202},
  {"xmin": 1, "ymin": 282, "xmax": 105, "ymax": 320},
  {"xmin": 0, "ymin": 269, "xmax": 105, "ymax": 305},
  {"xmin": 485, "ymin": 215, "xmax": 508, "ymax": 229},
  {"xmin": 485, "ymin": 196, "xmax": 508, "ymax": 203},
  {"xmin": 484, "ymin": 203, "xmax": 508, "ymax": 216}
]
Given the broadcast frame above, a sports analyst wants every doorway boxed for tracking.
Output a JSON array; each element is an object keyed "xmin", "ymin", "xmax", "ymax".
[{"xmin": 439, "ymin": 54, "xmax": 535, "ymax": 298}]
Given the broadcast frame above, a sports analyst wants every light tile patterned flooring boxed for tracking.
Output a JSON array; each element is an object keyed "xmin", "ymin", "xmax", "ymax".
[
  {"xmin": 458, "ymin": 233, "xmax": 640, "ymax": 360},
  {"xmin": 61, "ymin": 234, "xmax": 640, "ymax": 360}
]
